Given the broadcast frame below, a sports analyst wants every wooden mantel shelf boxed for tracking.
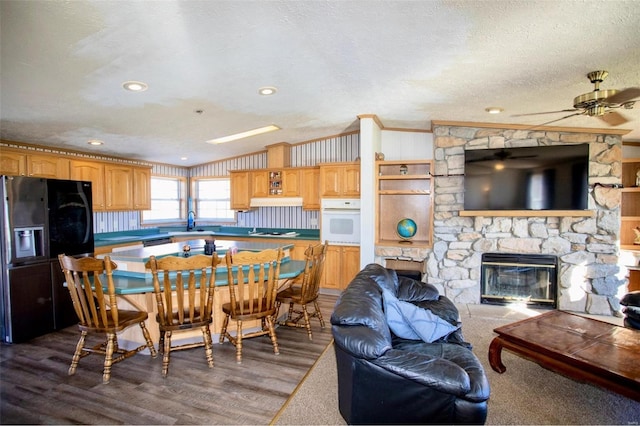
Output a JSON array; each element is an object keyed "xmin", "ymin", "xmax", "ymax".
[{"xmin": 460, "ymin": 210, "xmax": 596, "ymax": 217}]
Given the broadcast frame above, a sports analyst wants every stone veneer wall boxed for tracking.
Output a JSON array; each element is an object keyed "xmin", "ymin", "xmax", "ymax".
[{"xmin": 376, "ymin": 124, "xmax": 625, "ymax": 316}]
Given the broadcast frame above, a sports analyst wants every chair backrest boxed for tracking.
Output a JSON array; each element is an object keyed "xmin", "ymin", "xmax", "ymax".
[
  {"xmin": 297, "ymin": 241, "xmax": 328, "ymax": 303},
  {"xmin": 58, "ymin": 253, "xmax": 120, "ymax": 329},
  {"xmin": 146, "ymin": 254, "xmax": 221, "ymax": 328},
  {"xmin": 224, "ymin": 248, "xmax": 283, "ymax": 317}
]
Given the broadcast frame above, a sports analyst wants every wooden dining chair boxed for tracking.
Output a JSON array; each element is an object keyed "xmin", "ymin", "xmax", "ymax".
[
  {"xmin": 145, "ymin": 253, "xmax": 221, "ymax": 377},
  {"xmin": 58, "ymin": 254, "xmax": 157, "ymax": 384},
  {"xmin": 275, "ymin": 241, "xmax": 328, "ymax": 340},
  {"xmin": 219, "ymin": 248, "xmax": 284, "ymax": 363}
]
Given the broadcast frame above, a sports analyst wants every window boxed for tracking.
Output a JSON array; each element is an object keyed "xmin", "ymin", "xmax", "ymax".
[
  {"xmin": 194, "ymin": 178, "xmax": 235, "ymax": 222},
  {"xmin": 142, "ymin": 176, "xmax": 186, "ymax": 222}
]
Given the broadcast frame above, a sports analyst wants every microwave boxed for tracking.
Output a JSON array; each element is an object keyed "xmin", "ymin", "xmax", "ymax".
[{"xmin": 320, "ymin": 198, "xmax": 361, "ymax": 245}]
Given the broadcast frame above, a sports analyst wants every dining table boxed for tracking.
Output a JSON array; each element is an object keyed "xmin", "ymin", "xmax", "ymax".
[{"xmin": 98, "ymin": 239, "xmax": 306, "ymax": 353}]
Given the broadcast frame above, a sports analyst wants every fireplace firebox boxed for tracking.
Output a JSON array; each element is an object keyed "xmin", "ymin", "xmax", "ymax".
[{"xmin": 481, "ymin": 253, "xmax": 557, "ymax": 308}]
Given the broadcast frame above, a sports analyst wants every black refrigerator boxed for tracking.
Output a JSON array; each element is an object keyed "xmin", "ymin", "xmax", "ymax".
[{"xmin": 0, "ymin": 176, "xmax": 94, "ymax": 343}]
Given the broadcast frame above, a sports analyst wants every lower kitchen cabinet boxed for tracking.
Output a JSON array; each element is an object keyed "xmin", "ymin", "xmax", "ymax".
[{"xmin": 321, "ymin": 245, "xmax": 360, "ymax": 290}]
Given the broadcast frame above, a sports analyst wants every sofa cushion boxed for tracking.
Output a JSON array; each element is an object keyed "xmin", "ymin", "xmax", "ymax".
[
  {"xmin": 397, "ymin": 276, "xmax": 440, "ymax": 302},
  {"xmin": 382, "ymin": 288, "xmax": 460, "ymax": 343},
  {"xmin": 620, "ymin": 291, "xmax": 640, "ymax": 307}
]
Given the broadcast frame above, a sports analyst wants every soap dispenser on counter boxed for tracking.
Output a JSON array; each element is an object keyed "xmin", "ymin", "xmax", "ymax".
[{"xmin": 187, "ymin": 210, "xmax": 195, "ymax": 231}]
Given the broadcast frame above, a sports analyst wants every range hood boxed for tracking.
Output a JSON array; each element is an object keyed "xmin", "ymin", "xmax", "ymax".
[{"xmin": 249, "ymin": 197, "xmax": 303, "ymax": 207}]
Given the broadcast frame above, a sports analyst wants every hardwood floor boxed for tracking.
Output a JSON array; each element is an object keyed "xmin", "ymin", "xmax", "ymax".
[{"xmin": 0, "ymin": 294, "xmax": 338, "ymax": 425}]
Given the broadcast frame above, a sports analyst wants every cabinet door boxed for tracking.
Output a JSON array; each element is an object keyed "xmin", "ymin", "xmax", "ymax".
[
  {"xmin": 0, "ymin": 151, "xmax": 26, "ymax": 176},
  {"xmin": 133, "ymin": 167, "xmax": 151, "ymax": 210},
  {"xmin": 301, "ymin": 168, "xmax": 320, "ymax": 210},
  {"xmin": 230, "ymin": 171, "xmax": 251, "ymax": 210},
  {"xmin": 321, "ymin": 245, "xmax": 342, "ymax": 289},
  {"xmin": 342, "ymin": 165, "xmax": 360, "ymax": 197},
  {"xmin": 70, "ymin": 160, "xmax": 106, "ymax": 210},
  {"xmin": 342, "ymin": 246, "xmax": 360, "ymax": 287},
  {"xmin": 282, "ymin": 169, "xmax": 300, "ymax": 196},
  {"xmin": 319, "ymin": 166, "xmax": 342, "ymax": 197},
  {"xmin": 251, "ymin": 171, "xmax": 270, "ymax": 197},
  {"xmin": 27, "ymin": 154, "xmax": 69, "ymax": 179},
  {"xmin": 105, "ymin": 165, "xmax": 134, "ymax": 210}
]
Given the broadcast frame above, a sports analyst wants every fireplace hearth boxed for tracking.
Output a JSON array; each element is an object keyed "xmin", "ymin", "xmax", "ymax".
[{"xmin": 481, "ymin": 253, "xmax": 557, "ymax": 308}]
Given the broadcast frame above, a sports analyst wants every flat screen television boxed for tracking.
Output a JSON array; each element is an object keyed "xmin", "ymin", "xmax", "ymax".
[{"xmin": 464, "ymin": 144, "xmax": 589, "ymax": 211}]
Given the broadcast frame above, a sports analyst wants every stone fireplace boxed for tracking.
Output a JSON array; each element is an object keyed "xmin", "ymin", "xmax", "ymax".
[{"xmin": 376, "ymin": 122, "xmax": 627, "ymax": 316}]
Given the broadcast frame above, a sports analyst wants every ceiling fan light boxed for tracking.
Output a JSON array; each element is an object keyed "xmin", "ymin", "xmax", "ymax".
[{"xmin": 206, "ymin": 125, "xmax": 280, "ymax": 144}]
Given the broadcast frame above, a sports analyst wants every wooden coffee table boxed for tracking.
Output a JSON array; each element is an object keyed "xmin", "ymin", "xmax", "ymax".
[{"xmin": 489, "ymin": 310, "xmax": 640, "ymax": 401}]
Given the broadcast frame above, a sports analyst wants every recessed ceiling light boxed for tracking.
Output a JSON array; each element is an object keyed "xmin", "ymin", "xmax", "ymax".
[
  {"xmin": 258, "ymin": 86, "xmax": 277, "ymax": 95},
  {"xmin": 181, "ymin": 157, "xmax": 188, "ymax": 161},
  {"xmin": 485, "ymin": 107, "xmax": 504, "ymax": 114},
  {"xmin": 206, "ymin": 125, "xmax": 280, "ymax": 144},
  {"xmin": 122, "ymin": 81, "xmax": 148, "ymax": 92},
  {"xmin": 87, "ymin": 139, "xmax": 104, "ymax": 146}
]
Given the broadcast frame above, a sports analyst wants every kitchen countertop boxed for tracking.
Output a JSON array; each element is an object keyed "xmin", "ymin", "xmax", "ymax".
[{"xmin": 94, "ymin": 226, "xmax": 320, "ymax": 247}]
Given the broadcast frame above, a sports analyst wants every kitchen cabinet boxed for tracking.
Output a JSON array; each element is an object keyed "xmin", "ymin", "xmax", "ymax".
[
  {"xmin": 70, "ymin": 159, "xmax": 106, "ymax": 210},
  {"xmin": 301, "ymin": 167, "xmax": 320, "ymax": 210},
  {"xmin": 230, "ymin": 171, "xmax": 252, "ymax": 210},
  {"xmin": 282, "ymin": 169, "xmax": 301, "ymax": 196},
  {"xmin": 319, "ymin": 162, "xmax": 360, "ymax": 198},
  {"xmin": 133, "ymin": 166, "xmax": 152, "ymax": 210},
  {"xmin": 621, "ymin": 158, "xmax": 640, "ymax": 250},
  {"xmin": 0, "ymin": 150, "xmax": 26, "ymax": 176},
  {"xmin": 105, "ymin": 164, "xmax": 134, "ymax": 210},
  {"xmin": 321, "ymin": 245, "xmax": 360, "ymax": 290},
  {"xmin": 252, "ymin": 171, "xmax": 270, "ymax": 197},
  {"xmin": 376, "ymin": 160, "xmax": 433, "ymax": 247},
  {"xmin": 0, "ymin": 149, "xmax": 69, "ymax": 179}
]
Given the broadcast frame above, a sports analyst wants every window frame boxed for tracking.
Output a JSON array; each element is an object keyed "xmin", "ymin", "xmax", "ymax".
[
  {"xmin": 141, "ymin": 175, "xmax": 188, "ymax": 225},
  {"xmin": 191, "ymin": 176, "xmax": 236, "ymax": 224}
]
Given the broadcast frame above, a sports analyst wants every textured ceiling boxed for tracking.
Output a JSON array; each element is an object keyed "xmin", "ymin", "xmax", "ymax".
[{"xmin": 1, "ymin": 0, "xmax": 639, "ymax": 166}]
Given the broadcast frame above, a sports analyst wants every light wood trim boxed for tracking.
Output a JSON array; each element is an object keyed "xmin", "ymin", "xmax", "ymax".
[
  {"xmin": 431, "ymin": 120, "xmax": 631, "ymax": 136},
  {"xmin": 460, "ymin": 210, "xmax": 596, "ymax": 217}
]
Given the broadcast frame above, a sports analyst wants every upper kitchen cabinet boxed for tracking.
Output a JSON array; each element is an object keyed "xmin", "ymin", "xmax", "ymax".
[
  {"xmin": 70, "ymin": 160, "xmax": 106, "ymax": 210},
  {"xmin": 105, "ymin": 164, "xmax": 134, "ymax": 210},
  {"xmin": 282, "ymin": 169, "xmax": 301, "ymax": 196},
  {"xmin": 319, "ymin": 162, "xmax": 360, "ymax": 198},
  {"xmin": 133, "ymin": 167, "xmax": 152, "ymax": 210},
  {"xmin": 0, "ymin": 149, "xmax": 69, "ymax": 179},
  {"xmin": 301, "ymin": 167, "xmax": 320, "ymax": 210},
  {"xmin": 251, "ymin": 171, "xmax": 270, "ymax": 197},
  {"xmin": 230, "ymin": 170, "xmax": 252, "ymax": 210}
]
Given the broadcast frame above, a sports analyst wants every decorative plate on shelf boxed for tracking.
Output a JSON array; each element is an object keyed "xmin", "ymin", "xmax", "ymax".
[{"xmin": 396, "ymin": 218, "xmax": 417, "ymax": 241}]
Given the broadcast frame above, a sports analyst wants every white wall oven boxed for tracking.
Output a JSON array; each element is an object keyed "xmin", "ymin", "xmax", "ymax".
[{"xmin": 320, "ymin": 198, "xmax": 361, "ymax": 245}]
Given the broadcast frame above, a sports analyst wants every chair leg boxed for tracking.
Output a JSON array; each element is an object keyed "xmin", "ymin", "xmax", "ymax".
[
  {"xmin": 161, "ymin": 330, "xmax": 172, "ymax": 377},
  {"xmin": 69, "ymin": 331, "xmax": 87, "ymax": 376},
  {"xmin": 103, "ymin": 333, "xmax": 116, "ymax": 384},
  {"xmin": 235, "ymin": 320, "xmax": 243, "ymax": 364},
  {"xmin": 302, "ymin": 305, "xmax": 313, "ymax": 340},
  {"xmin": 159, "ymin": 330, "xmax": 166, "ymax": 353},
  {"xmin": 219, "ymin": 314, "xmax": 230, "ymax": 344},
  {"xmin": 313, "ymin": 300, "xmax": 326, "ymax": 328},
  {"xmin": 139, "ymin": 321, "xmax": 157, "ymax": 358},
  {"xmin": 266, "ymin": 316, "xmax": 280, "ymax": 355},
  {"xmin": 287, "ymin": 302, "xmax": 295, "ymax": 321},
  {"xmin": 202, "ymin": 326, "xmax": 214, "ymax": 368}
]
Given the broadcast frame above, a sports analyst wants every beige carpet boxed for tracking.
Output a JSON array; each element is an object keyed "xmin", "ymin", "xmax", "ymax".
[{"xmin": 273, "ymin": 304, "xmax": 640, "ymax": 425}]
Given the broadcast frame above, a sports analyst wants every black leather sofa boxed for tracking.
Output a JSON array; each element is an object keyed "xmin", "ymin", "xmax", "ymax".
[{"xmin": 331, "ymin": 264, "xmax": 490, "ymax": 425}]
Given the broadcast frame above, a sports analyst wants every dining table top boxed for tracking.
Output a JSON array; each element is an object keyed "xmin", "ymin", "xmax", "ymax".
[{"xmin": 101, "ymin": 238, "xmax": 304, "ymax": 295}]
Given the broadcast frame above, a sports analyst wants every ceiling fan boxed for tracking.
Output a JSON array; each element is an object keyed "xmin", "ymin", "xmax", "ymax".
[{"xmin": 514, "ymin": 70, "xmax": 640, "ymax": 126}]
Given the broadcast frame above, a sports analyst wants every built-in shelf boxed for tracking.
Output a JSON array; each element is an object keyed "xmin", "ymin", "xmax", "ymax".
[
  {"xmin": 376, "ymin": 160, "xmax": 433, "ymax": 247},
  {"xmin": 621, "ymin": 159, "xmax": 640, "ymax": 248}
]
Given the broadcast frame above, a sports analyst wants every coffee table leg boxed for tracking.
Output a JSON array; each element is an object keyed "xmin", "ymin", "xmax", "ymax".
[{"xmin": 488, "ymin": 337, "xmax": 507, "ymax": 373}]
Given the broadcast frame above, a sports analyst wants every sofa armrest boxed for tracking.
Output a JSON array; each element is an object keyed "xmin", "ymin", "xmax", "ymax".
[
  {"xmin": 371, "ymin": 348, "xmax": 472, "ymax": 397},
  {"xmin": 332, "ymin": 325, "xmax": 392, "ymax": 359}
]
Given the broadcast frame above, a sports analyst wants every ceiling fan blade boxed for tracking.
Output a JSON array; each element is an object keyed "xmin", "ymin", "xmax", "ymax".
[
  {"xmin": 533, "ymin": 112, "xmax": 585, "ymax": 127},
  {"xmin": 605, "ymin": 87, "xmax": 640, "ymax": 104},
  {"xmin": 598, "ymin": 111, "xmax": 628, "ymax": 126},
  {"xmin": 512, "ymin": 109, "xmax": 578, "ymax": 117}
]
